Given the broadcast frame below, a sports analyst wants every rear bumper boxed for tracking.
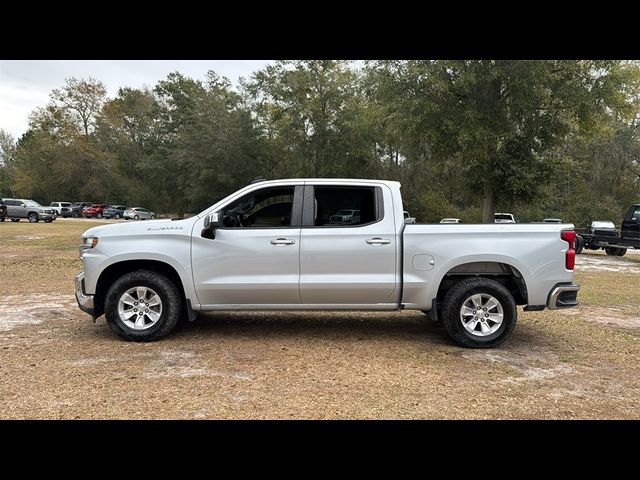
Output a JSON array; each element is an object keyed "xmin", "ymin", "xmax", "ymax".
[
  {"xmin": 546, "ymin": 282, "xmax": 580, "ymax": 310},
  {"xmin": 75, "ymin": 271, "xmax": 95, "ymax": 316}
]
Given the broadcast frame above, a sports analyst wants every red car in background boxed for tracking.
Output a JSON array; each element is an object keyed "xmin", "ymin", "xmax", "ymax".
[{"xmin": 82, "ymin": 203, "xmax": 108, "ymax": 219}]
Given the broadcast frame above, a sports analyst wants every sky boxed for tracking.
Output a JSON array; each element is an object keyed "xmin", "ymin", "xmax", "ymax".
[{"xmin": 0, "ymin": 60, "xmax": 274, "ymax": 139}]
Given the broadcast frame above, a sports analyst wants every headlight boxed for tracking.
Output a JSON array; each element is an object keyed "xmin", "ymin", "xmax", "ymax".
[{"xmin": 79, "ymin": 236, "xmax": 98, "ymax": 258}]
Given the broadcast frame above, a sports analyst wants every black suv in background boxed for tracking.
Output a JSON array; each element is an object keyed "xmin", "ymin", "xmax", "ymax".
[
  {"xmin": 70, "ymin": 202, "xmax": 92, "ymax": 218},
  {"xmin": 0, "ymin": 199, "xmax": 7, "ymax": 222}
]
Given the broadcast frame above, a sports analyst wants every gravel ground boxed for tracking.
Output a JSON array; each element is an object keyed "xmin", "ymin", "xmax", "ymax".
[{"xmin": 1, "ymin": 220, "xmax": 639, "ymax": 419}]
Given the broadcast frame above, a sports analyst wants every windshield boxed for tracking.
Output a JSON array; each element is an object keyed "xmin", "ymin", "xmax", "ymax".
[
  {"xmin": 24, "ymin": 200, "xmax": 42, "ymax": 207},
  {"xmin": 495, "ymin": 214, "xmax": 513, "ymax": 220}
]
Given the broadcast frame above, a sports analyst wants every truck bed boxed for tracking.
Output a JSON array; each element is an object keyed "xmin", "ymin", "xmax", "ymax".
[{"xmin": 401, "ymin": 223, "xmax": 575, "ymax": 310}]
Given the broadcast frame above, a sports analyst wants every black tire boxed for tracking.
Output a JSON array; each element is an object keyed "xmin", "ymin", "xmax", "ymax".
[
  {"xmin": 134, "ymin": 215, "xmax": 139, "ymax": 220},
  {"xmin": 72, "ymin": 211, "xmax": 79, "ymax": 218},
  {"xmin": 605, "ymin": 246, "xmax": 620, "ymax": 256},
  {"xmin": 44, "ymin": 218, "xmax": 53, "ymax": 223},
  {"xmin": 104, "ymin": 270, "xmax": 182, "ymax": 342},
  {"xmin": 617, "ymin": 248, "xmax": 627, "ymax": 257},
  {"xmin": 115, "ymin": 213, "xmax": 121, "ymax": 219},
  {"xmin": 151, "ymin": 215, "xmax": 156, "ymax": 219},
  {"xmin": 0, "ymin": 218, "xmax": 4, "ymax": 222},
  {"xmin": 97, "ymin": 213, "xmax": 103, "ymax": 219},
  {"xmin": 440, "ymin": 277, "xmax": 517, "ymax": 348},
  {"xmin": 28, "ymin": 212, "xmax": 38, "ymax": 223},
  {"xmin": 575, "ymin": 234, "xmax": 584, "ymax": 254},
  {"xmin": 11, "ymin": 218, "xmax": 19, "ymax": 222}
]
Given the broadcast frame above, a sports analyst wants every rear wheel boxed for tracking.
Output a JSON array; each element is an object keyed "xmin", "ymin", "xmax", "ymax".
[
  {"xmin": 115, "ymin": 213, "xmax": 121, "ymax": 219},
  {"xmin": 28, "ymin": 212, "xmax": 38, "ymax": 223},
  {"xmin": 151, "ymin": 215, "xmax": 156, "ymax": 219},
  {"xmin": 575, "ymin": 234, "xmax": 584, "ymax": 254},
  {"xmin": 104, "ymin": 270, "xmax": 182, "ymax": 342},
  {"xmin": 97, "ymin": 213, "xmax": 103, "ymax": 219},
  {"xmin": 605, "ymin": 246, "xmax": 621, "ymax": 256},
  {"xmin": 11, "ymin": 218, "xmax": 19, "ymax": 222},
  {"xmin": 134, "ymin": 215, "xmax": 139, "ymax": 220},
  {"xmin": 617, "ymin": 248, "xmax": 627, "ymax": 257},
  {"xmin": 440, "ymin": 277, "xmax": 517, "ymax": 348},
  {"xmin": 72, "ymin": 211, "xmax": 79, "ymax": 218}
]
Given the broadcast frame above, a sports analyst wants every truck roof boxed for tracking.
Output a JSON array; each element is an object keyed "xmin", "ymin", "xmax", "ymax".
[{"xmin": 249, "ymin": 178, "xmax": 402, "ymax": 188}]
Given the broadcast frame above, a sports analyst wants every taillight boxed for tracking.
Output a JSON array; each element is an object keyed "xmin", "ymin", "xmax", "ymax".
[{"xmin": 561, "ymin": 230, "xmax": 576, "ymax": 270}]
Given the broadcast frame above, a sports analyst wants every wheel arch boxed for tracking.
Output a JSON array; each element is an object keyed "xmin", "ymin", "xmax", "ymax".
[
  {"xmin": 435, "ymin": 260, "xmax": 529, "ymax": 306},
  {"xmin": 93, "ymin": 259, "xmax": 187, "ymax": 318}
]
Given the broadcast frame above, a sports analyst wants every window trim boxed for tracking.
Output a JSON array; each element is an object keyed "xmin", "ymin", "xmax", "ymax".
[
  {"xmin": 301, "ymin": 185, "xmax": 384, "ymax": 229},
  {"xmin": 215, "ymin": 185, "xmax": 303, "ymax": 230}
]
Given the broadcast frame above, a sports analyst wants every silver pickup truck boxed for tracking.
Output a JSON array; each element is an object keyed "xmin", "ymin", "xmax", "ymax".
[{"xmin": 75, "ymin": 178, "xmax": 579, "ymax": 348}]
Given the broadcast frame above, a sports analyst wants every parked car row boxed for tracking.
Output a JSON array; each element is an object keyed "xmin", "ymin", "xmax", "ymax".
[
  {"xmin": 45, "ymin": 201, "xmax": 156, "ymax": 221},
  {"xmin": 1, "ymin": 198, "xmax": 56, "ymax": 223}
]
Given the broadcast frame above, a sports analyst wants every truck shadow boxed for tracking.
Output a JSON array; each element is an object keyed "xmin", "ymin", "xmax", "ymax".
[{"xmin": 174, "ymin": 311, "xmax": 453, "ymax": 345}]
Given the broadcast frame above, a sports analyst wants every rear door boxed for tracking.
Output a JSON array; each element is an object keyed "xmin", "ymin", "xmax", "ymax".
[
  {"xmin": 299, "ymin": 183, "xmax": 399, "ymax": 307},
  {"xmin": 6, "ymin": 200, "xmax": 25, "ymax": 218}
]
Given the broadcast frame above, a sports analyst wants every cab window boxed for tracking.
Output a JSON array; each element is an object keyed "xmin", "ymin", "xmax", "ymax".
[{"xmin": 222, "ymin": 187, "xmax": 295, "ymax": 228}]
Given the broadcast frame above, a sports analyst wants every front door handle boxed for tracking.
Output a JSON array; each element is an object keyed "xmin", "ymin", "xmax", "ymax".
[
  {"xmin": 270, "ymin": 238, "xmax": 296, "ymax": 246},
  {"xmin": 366, "ymin": 237, "xmax": 391, "ymax": 245}
]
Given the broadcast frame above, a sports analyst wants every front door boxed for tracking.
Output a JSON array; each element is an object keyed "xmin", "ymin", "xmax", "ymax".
[
  {"xmin": 192, "ymin": 185, "xmax": 303, "ymax": 307},
  {"xmin": 622, "ymin": 206, "xmax": 640, "ymax": 243},
  {"xmin": 299, "ymin": 184, "xmax": 399, "ymax": 307}
]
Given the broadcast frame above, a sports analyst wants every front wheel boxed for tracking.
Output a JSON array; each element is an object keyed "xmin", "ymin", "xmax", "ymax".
[
  {"xmin": 72, "ymin": 211, "xmax": 79, "ymax": 218},
  {"xmin": 440, "ymin": 277, "xmax": 517, "ymax": 348},
  {"xmin": 134, "ymin": 215, "xmax": 139, "ymax": 220},
  {"xmin": 44, "ymin": 218, "xmax": 53, "ymax": 223},
  {"xmin": 28, "ymin": 213, "xmax": 38, "ymax": 223},
  {"xmin": 97, "ymin": 213, "xmax": 103, "ymax": 219},
  {"xmin": 150, "ymin": 215, "xmax": 156, "ymax": 219},
  {"xmin": 104, "ymin": 270, "xmax": 182, "ymax": 342},
  {"xmin": 115, "ymin": 213, "xmax": 121, "ymax": 219},
  {"xmin": 11, "ymin": 218, "xmax": 19, "ymax": 222},
  {"xmin": 617, "ymin": 248, "xmax": 627, "ymax": 257}
]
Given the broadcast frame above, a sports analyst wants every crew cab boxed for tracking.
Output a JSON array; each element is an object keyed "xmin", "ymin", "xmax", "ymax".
[{"xmin": 75, "ymin": 179, "xmax": 579, "ymax": 348}]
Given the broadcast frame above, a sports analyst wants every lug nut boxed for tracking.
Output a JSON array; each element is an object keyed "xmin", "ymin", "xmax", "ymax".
[
  {"xmin": 485, "ymin": 314, "xmax": 489, "ymax": 317},
  {"xmin": 145, "ymin": 309, "xmax": 149, "ymax": 313},
  {"xmin": 133, "ymin": 308, "xmax": 137, "ymax": 312},
  {"xmin": 134, "ymin": 302, "xmax": 138, "ymax": 306}
]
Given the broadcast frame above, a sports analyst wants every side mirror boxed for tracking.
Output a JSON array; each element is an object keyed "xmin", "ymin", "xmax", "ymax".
[
  {"xmin": 202, "ymin": 211, "xmax": 221, "ymax": 239},
  {"xmin": 20, "ymin": 203, "xmax": 26, "ymax": 208}
]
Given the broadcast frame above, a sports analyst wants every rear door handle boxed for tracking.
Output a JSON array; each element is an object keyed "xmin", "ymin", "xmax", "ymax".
[
  {"xmin": 270, "ymin": 238, "xmax": 296, "ymax": 246},
  {"xmin": 366, "ymin": 237, "xmax": 391, "ymax": 245}
]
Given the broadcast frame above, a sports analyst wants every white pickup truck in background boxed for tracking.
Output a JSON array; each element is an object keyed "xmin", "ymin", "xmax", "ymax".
[{"xmin": 75, "ymin": 178, "xmax": 579, "ymax": 348}]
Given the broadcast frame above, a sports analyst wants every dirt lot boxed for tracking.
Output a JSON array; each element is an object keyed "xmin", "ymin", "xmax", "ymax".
[{"xmin": 1, "ymin": 219, "xmax": 640, "ymax": 419}]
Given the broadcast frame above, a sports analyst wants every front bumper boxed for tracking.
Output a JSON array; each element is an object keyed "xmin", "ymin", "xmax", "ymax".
[
  {"xmin": 546, "ymin": 282, "xmax": 580, "ymax": 310},
  {"xmin": 75, "ymin": 271, "xmax": 95, "ymax": 316}
]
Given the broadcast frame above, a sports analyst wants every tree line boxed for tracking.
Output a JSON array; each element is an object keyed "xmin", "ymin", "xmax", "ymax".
[{"xmin": 1, "ymin": 60, "xmax": 640, "ymax": 224}]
